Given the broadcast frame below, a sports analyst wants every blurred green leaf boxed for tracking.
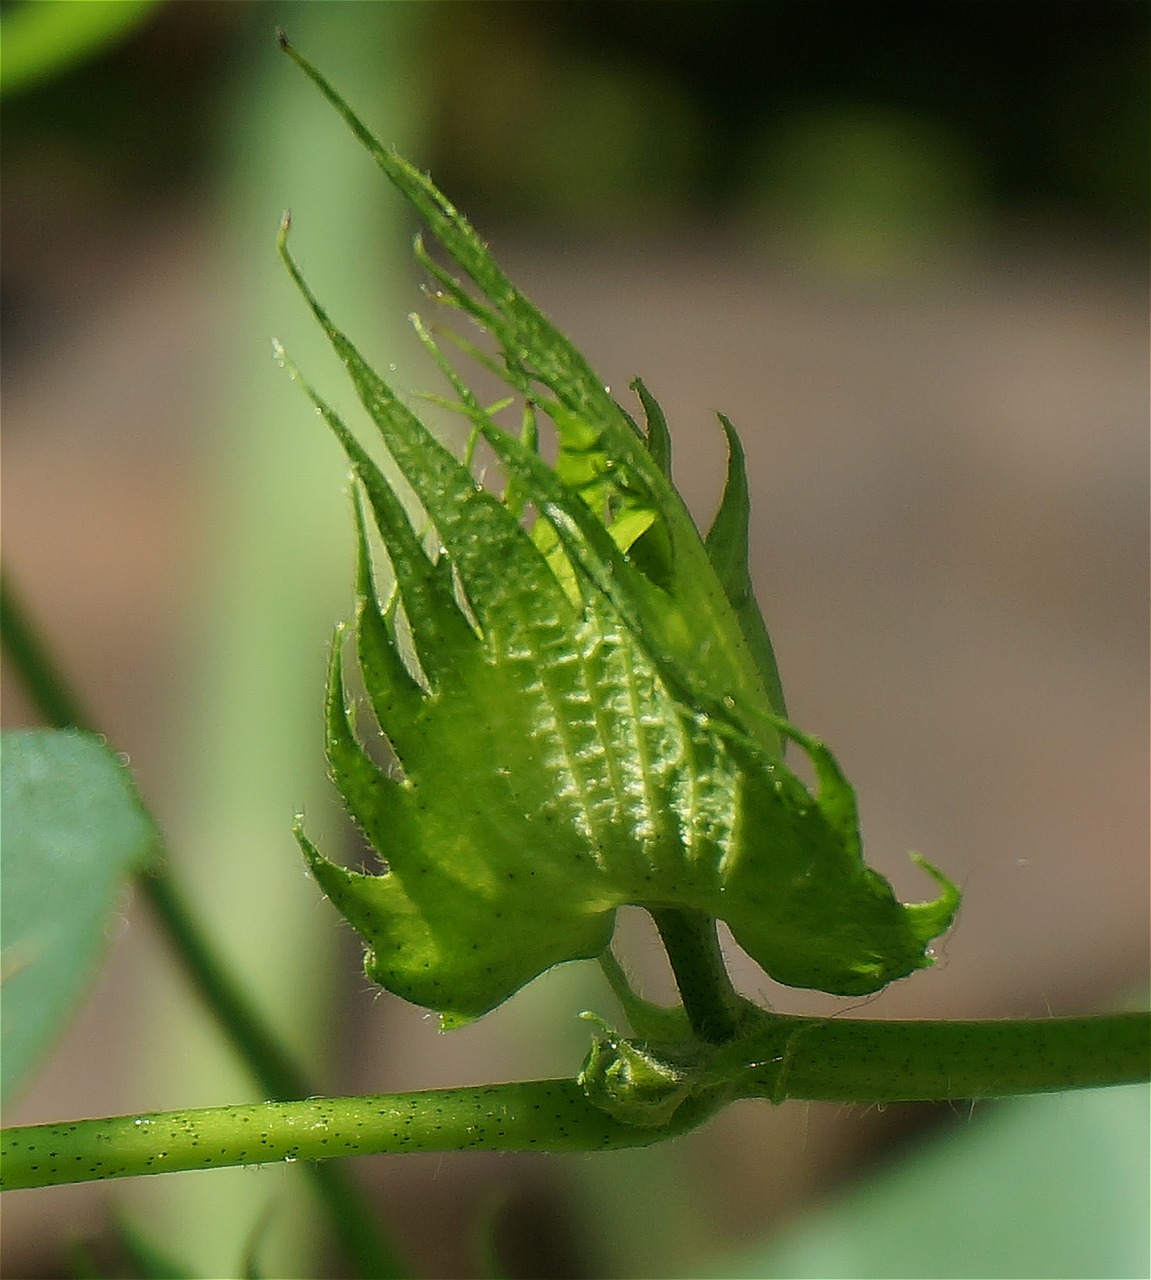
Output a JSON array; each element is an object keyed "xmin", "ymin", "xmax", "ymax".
[
  {"xmin": 0, "ymin": 0, "xmax": 161, "ymax": 99},
  {"xmin": 115, "ymin": 1210, "xmax": 198, "ymax": 1279},
  {"xmin": 469, "ymin": 1189, "xmax": 513, "ymax": 1280},
  {"xmin": 63, "ymin": 1211, "xmax": 198, "ymax": 1279},
  {"xmin": 706, "ymin": 1084, "xmax": 1150, "ymax": 1280},
  {"xmin": 1, "ymin": 729, "xmax": 158, "ymax": 1104}
]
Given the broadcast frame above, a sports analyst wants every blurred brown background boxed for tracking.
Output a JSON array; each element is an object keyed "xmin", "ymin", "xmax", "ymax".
[{"xmin": 2, "ymin": 2, "xmax": 1147, "ymax": 1277}]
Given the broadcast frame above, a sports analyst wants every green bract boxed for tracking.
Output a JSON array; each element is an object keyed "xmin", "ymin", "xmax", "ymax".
[{"xmin": 282, "ymin": 47, "xmax": 959, "ymax": 1027}]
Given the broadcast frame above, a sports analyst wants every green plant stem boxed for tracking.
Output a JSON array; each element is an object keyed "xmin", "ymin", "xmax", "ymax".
[
  {"xmin": 0, "ymin": 1085, "xmax": 701, "ymax": 1192},
  {"xmin": 1, "ymin": 575, "xmax": 95, "ymax": 733},
  {"xmin": 3, "ymin": 1012, "xmax": 1145, "ymax": 1193},
  {"xmin": 0, "ymin": 1081, "xmax": 712, "ymax": 1193},
  {"xmin": 649, "ymin": 907, "xmax": 744, "ymax": 1042},
  {"xmin": 721, "ymin": 1009, "xmax": 1151, "ymax": 1103},
  {"xmin": 0, "ymin": 571, "xmax": 405, "ymax": 1278}
]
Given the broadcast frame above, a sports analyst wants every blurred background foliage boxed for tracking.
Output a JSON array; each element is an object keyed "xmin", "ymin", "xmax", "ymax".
[
  {"xmin": 2, "ymin": 2, "xmax": 1147, "ymax": 1277},
  {"xmin": 2, "ymin": 1, "xmax": 1147, "ymax": 256}
]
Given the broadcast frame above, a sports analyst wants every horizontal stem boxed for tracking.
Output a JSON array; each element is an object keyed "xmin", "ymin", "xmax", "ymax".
[
  {"xmin": 723, "ymin": 1010, "xmax": 1150, "ymax": 1103},
  {"xmin": 1, "ymin": 1080, "xmax": 713, "ymax": 1192},
  {"xmin": 5, "ymin": 1012, "xmax": 1145, "ymax": 1192}
]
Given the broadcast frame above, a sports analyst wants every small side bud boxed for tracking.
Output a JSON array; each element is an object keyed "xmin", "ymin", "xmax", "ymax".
[{"xmin": 577, "ymin": 1016, "xmax": 707, "ymax": 1128}]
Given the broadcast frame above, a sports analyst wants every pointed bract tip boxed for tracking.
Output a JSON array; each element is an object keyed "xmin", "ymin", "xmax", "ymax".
[{"xmin": 277, "ymin": 211, "xmax": 292, "ymax": 257}]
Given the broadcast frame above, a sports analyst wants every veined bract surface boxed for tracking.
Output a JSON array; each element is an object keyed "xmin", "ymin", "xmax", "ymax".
[{"xmin": 280, "ymin": 45, "xmax": 959, "ymax": 1027}]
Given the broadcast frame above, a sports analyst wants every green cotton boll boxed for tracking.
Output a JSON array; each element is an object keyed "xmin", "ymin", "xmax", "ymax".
[{"xmin": 279, "ymin": 42, "xmax": 960, "ymax": 1027}]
